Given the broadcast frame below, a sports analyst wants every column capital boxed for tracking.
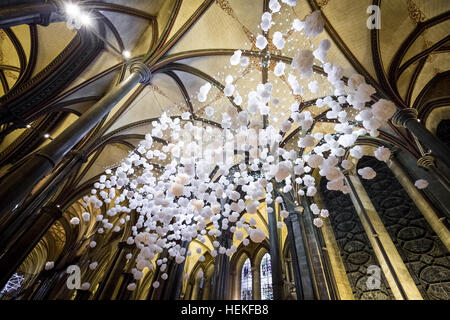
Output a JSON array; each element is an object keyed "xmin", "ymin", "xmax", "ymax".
[
  {"xmin": 391, "ymin": 108, "xmax": 418, "ymax": 127},
  {"xmin": 417, "ymin": 153, "xmax": 436, "ymax": 170},
  {"xmin": 389, "ymin": 146, "xmax": 400, "ymax": 159},
  {"xmin": 130, "ymin": 61, "xmax": 152, "ymax": 84}
]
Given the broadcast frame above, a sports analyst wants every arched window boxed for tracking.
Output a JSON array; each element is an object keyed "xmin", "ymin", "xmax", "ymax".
[
  {"xmin": 260, "ymin": 253, "xmax": 274, "ymax": 300},
  {"xmin": 0, "ymin": 273, "xmax": 24, "ymax": 297},
  {"xmin": 240, "ymin": 258, "xmax": 252, "ymax": 300}
]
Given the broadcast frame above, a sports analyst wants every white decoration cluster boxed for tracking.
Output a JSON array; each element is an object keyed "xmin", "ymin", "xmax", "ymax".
[{"xmin": 79, "ymin": 5, "xmax": 399, "ymax": 290}]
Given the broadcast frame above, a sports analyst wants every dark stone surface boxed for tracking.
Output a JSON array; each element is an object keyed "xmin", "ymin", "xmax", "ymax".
[
  {"xmin": 358, "ymin": 156, "xmax": 450, "ymax": 300},
  {"xmin": 437, "ymin": 119, "xmax": 450, "ymax": 149},
  {"xmin": 319, "ymin": 178, "xmax": 394, "ymax": 300}
]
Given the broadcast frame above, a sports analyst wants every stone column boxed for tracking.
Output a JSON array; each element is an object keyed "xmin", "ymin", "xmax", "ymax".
[
  {"xmin": 210, "ymin": 230, "xmax": 231, "ymax": 300},
  {"xmin": 313, "ymin": 193, "xmax": 354, "ymax": 300},
  {"xmin": 345, "ymin": 173, "xmax": 423, "ymax": 300},
  {"xmin": 267, "ymin": 201, "xmax": 283, "ymax": 300},
  {"xmin": 0, "ymin": 153, "xmax": 87, "ymax": 252},
  {"xmin": 0, "ymin": 205, "xmax": 63, "ymax": 290},
  {"xmin": 392, "ymin": 108, "xmax": 450, "ymax": 170},
  {"xmin": 202, "ymin": 270, "xmax": 213, "ymax": 300},
  {"xmin": 210, "ymin": 200, "xmax": 231, "ymax": 300},
  {"xmin": 0, "ymin": 0, "xmax": 61, "ymax": 29},
  {"xmin": 251, "ymin": 266, "xmax": 261, "ymax": 300},
  {"xmin": 301, "ymin": 196, "xmax": 335, "ymax": 300},
  {"xmin": 388, "ymin": 157, "xmax": 450, "ymax": 250},
  {"xmin": 0, "ymin": 62, "xmax": 151, "ymax": 219},
  {"xmin": 229, "ymin": 270, "xmax": 239, "ymax": 300},
  {"xmin": 161, "ymin": 241, "xmax": 189, "ymax": 300},
  {"xmin": 30, "ymin": 270, "xmax": 62, "ymax": 300},
  {"xmin": 281, "ymin": 193, "xmax": 315, "ymax": 300},
  {"xmin": 96, "ymin": 242, "xmax": 133, "ymax": 300},
  {"xmin": 114, "ymin": 273, "xmax": 134, "ymax": 300},
  {"xmin": 417, "ymin": 154, "xmax": 450, "ymax": 193},
  {"xmin": 191, "ymin": 279, "xmax": 200, "ymax": 300}
]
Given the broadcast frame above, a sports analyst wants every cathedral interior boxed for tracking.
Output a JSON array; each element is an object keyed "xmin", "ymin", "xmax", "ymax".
[{"xmin": 0, "ymin": 0, "xmax": 449, "ymax": 301}]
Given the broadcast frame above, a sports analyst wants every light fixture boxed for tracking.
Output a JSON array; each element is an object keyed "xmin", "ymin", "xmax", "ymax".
[
  {"xmin": 122, "ymin": 50, "xmax": 131, "ymax": 59},
  {"xmin": 26, "ymin": 124, "xmax": 31, "ymax": 129},
  {"xmin": 79, "ymin": 13, "xmax": 91, "ymax": 26},
  {"xmin": 44, "ymin": 133, "xmax": 50, "ymax": 139},
  {"xmin": 63, "ymin": 4, "xmax": 130, "ymax": 61},
  {"xmin": 65, "ymin": 2, "xmax": 81, "ymax": 17}
]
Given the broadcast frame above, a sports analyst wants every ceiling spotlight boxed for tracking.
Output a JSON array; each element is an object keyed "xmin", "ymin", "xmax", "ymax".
[
  {"xmin": 122, "ymin": 50, "xmax": 131, "ymax": 59},
  {"xmin": 79, "ymin": 13, "xmax": 91, "ymax": 26},
  {"xmin": 44, "ymin": 133, "xmax": 50, "ymax": 139},
  {"xmin": 65, "ymin": 3, "xmax": 81, "ymax": 17},
  {"xmin": 26, "ymin": 124, "xmax": 31, "ymax": 129}
]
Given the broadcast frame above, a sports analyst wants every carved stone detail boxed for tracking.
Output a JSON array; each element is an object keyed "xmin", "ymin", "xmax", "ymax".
[
  {"xmin": 417, "ymin": 154, "xmax": 435, "ymax": 170},
  {"xmin": 130, "ymin": 61, "xmax": 152, "ymax": 84},
  {"xmin": 358, "ymin": 156, "xmax": 450, "ymax": 300},
  {"xmin": 319, "ymin": 178, "xmax": 394, "ymax": 300},
  {"xmin": 391, "ymin": 108, "xmax": 418, "ymax": 127},
  {"xmin": 0, "ymin": 27, "xmax": 104, "ymax": 124}
]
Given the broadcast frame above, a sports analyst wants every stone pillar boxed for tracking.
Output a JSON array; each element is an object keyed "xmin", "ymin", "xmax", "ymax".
[
  {"xmin": 202, "ymin": 270, "xmax": 213, "ymax": 300},
  {"xmin": 267, "ymin": 202, "xmax": 283, "ymax": 300},
  {"xmin": 281, "ymin": 193, "xmax": 315, "ymax": 300},
  {"xmin": 388, "ymin": 157, "xmax": 450, "ymax": 250},
  {"xmin": 251, "ymin": 266, "xmax": 261, "ymax": 300},
  {"xmin": 345, "ymin": 174, "xmax": 423, "ymax": 300},
  {"xmin": 392, "ymin": 108, "xmax": 450, "ymax": 170},
  {"xmin": 114, "ymin": 273, "xmax": 134, "ymax": 300},
  {"xmin": 30, "ymin": 270, "xmax": 62, "ymax": 300},
  {"xmin": 417, "ymin": 154, "xmax": 450, "ymax": 193},
  {"xmin": 160, "ymin": 241, "xmax": 189, "ymax": 300},
  {"xmin": 210, "ymin": 200, "xmax": 231, "ymax": 300},
  {"xmin": 301, "ymin": 196, "xmax": 335, "ymax": 300},
  {"xmin": 191, "ymin": 278, "xmax": 200, "ymax": 300},
  {"xmin": 0, "ymin": 1, "xmax": 61, "ymax": 29},
  {"xmin": 96, "ymin": 242, "xmax": 133, "ymax": 300},
  {"xmin": 210, "ymin": 230, "xmax": 231, "ymax": 300},
  {"xmin": 0, "ymin": 153, "xmax": 87, "ymax": 252},
  {"xmin": 0, "ymin": 62, "xmax": 151, "ymax": 219},
  {"xmin": 313, "ymin": 193, "xmax": 354, "ymax": 300},
  {"xmin": 0, "ymin": 205, "xmax": 63, "ymax": 290}
]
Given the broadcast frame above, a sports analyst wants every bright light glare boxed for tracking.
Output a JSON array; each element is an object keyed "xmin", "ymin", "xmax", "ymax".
[
  {"xmin": 79, "ymin": 13, "xmax": 91, "ymax": 26},
  {"xmin": 122, "ymin": 50, "xmax": 131, "ymax": 59},
  {"xmin": 65, "ymin": 3, "xmax": 81, "ymax": 17}
]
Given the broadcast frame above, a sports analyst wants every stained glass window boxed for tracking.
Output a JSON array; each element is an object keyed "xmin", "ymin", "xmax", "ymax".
[
  {"xmin": 0, "ymin": 273, "xmax": 24, "ymax": 296},
  {"xmin": 260, "ymin": 253, "xmax": 274, "ymax": 300},
  {"xmin": 240, "ymin": 258, "xmax": 252, "ymax": 300}
]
